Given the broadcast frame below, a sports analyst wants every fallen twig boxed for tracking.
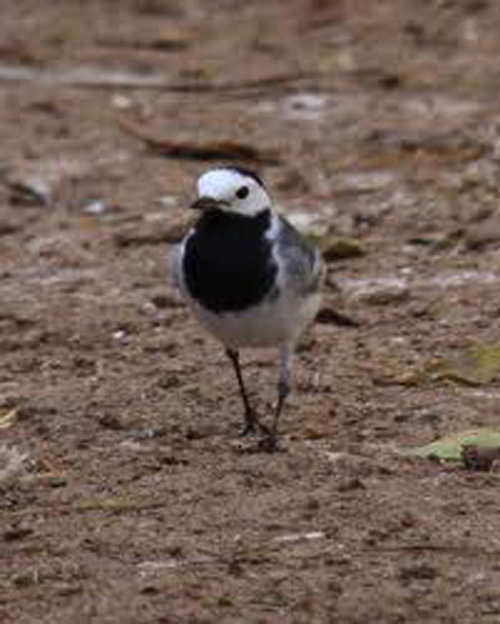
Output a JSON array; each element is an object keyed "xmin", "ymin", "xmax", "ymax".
[
  {"xmin": 0, "ymin": 64, "xmax": 316, "ymax": 94},
  {"xmin": 119, "ymin": 119, "xmax": 281, "ymax": 165}
]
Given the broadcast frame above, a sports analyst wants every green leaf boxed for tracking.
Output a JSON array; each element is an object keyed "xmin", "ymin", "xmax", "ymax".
[
  {"xmin": 398, "ymin": 428, "xmax": 500, "ymax": 461},
  {"xmin": 431, "ymin": 342, "xmax": 500, "ymax": 386}
]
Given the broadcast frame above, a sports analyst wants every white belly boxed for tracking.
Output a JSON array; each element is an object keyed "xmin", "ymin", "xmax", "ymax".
[{"xmin": 187, "ymin": 291, "xmax": 321, "ymax": 350}]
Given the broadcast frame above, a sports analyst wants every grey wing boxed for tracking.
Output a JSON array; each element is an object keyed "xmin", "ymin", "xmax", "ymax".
[
  {"xmin": 169, "ymin": 241, "xmax": 184, "ymax": 291},
  {"xmin": 275, "ymin": 216, "xmax": 324, "ymax": 295}
]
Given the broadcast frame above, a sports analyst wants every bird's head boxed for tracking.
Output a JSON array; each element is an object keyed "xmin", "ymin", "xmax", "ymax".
[{"xmin": 190, "ymin": 166, "xmax": 271, "ymax": 217}]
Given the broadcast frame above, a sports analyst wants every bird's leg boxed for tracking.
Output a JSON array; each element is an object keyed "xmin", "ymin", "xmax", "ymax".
[
  {"xmin": 274, "ymin": 344, "xmax": 293, "ymax": 435},
  {"xmin": 226, "ymin": 348, "xmax": 268, "ymax": 437},
  {"xmin": 260, "ymin": 344, "xmax": 293, "ymax": 452}
]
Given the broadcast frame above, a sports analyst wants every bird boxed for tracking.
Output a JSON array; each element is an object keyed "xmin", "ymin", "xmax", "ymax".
[{"xmin": 173, "ymin": 166, "xmax": 324, "ymax": 450}]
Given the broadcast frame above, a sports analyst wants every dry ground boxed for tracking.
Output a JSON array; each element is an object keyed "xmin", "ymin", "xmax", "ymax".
[{"xmin": 2, "ymin": 1, "xmax": 500, "ymax": 622}]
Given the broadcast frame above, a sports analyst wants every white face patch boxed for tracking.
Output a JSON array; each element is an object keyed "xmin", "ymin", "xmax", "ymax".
[{"xmin": 196, "ymin": 168, "xmax": 271, "ymax": 217}]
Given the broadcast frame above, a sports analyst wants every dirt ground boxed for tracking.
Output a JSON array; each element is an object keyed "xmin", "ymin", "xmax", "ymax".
[{"xmin": 3, "ymin": 1, "xmax": 500, "ymax": 622}]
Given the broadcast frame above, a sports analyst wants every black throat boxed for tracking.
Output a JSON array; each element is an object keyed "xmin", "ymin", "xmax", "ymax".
[{"xmin": 183, "ymin": 208, "xmax": 277, "ymax": 313}]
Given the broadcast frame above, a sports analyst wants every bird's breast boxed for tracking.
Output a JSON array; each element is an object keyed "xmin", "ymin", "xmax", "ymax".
[{"xmin": 182, "ymin": 210, "xmax": 278, "ymax": 313}]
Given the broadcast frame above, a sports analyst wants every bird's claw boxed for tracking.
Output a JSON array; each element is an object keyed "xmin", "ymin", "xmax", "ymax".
[
  {"xmin": 257, "ymin": 434, "xmax": 279, "ymax": 453},
  {"xmin": 239, "ymin": 420, "xmax": 257, "ymax": 438},
  {"xmin": 239, "ymin": 413, "xmax": 279, "ymax": 452},
  {"xmin": 239, "ymin": 412, "xmax": 272, "ymax": 439}
]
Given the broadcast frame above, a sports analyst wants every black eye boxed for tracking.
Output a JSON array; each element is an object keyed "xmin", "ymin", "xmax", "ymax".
[{"xmin": 236, "ymin": 186, "xmax": 249, "ymax": 199}]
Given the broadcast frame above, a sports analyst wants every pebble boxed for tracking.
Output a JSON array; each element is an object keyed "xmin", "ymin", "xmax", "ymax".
[
  {"xmin": 345, "ymin": 278, "xmax": 410, "ymax": 305},
  {"xmin": 83, "ymin": 199, "xmax": 107, "ymax": 215},
  {"xmin": 112, "ymin": 94, "xmax": 133, "ymax": 109},
  {"xmin": 321, "ymin": 237, "xmax": 365, "ymax": 262},
  {"xmin": 465, "ymin": 221, "xmax": 500, "ymax": 251}
]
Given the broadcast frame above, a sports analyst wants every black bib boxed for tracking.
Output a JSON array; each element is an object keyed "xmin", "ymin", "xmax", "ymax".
[{"xmin": 183, "ymin": 209, "xmax": 277, "ymax": 313}]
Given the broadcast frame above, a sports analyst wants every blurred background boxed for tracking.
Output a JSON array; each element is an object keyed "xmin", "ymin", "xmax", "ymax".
[{"xmin": 2, "ymin": 2, "xmax": 500, "ymax": 623}]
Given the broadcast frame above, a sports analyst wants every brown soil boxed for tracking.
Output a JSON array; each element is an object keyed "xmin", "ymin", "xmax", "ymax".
[{"xmin": 2, "ymin": 1, "xmax": 500, "ymax": 622}]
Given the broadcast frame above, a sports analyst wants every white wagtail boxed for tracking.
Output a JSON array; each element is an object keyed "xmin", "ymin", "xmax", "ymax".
[{"xmin": 173, "ymin": 166, "xmax": 324, "ymax": 449}]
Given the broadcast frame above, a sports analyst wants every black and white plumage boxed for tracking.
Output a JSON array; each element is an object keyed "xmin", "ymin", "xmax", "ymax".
[{"xmin": 173, "ymin": 166, "xmax": 324, "ymax": 449}]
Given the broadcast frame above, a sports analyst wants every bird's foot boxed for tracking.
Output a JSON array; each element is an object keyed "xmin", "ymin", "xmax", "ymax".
[
  {"xmin": 257, "ymin": 433, "xmax": 279, "ymax": 453},
  {"xmin": 233, "ymin": 417, "xmax": 280, "ymax": 454},
  {"xmin": 239, "ymin": 411, "xmax": 272, "ymax": 438},
  {"xmin": 239, "ymin": 420, "xmax": 257, "ymax": 438},
  {"xmin": 238, "ymin": 411, "xmax": 281, "ymax": 453}
]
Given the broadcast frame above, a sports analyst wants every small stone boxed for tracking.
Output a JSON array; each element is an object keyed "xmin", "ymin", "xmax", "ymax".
[
  {"xmin": 0, "ymin": 220, "xmax": 19, "ymax": 236},
  {"xmin": 83, "ymin": 199, "xmax": 107, "ymax": 215},
  {"xmin": 140, "ymin": 584, "xmax": 160, "ymax": 595},
  {"xmin": 352, "ymin": 279, "xmax": 410, "ymax": 305},
  {"xmin": 461, "ymin": 444, "xmax": 500, "ymax": 471},
  {"xmin": 157, "ymin": 196, "xmax": 177, "ymax": 208},
  {"xmin": 45, "ymin": 476, "xmax": 68, "ymax": 488},
  {"xmin": 98, "ymin": 413, "xmax": 126, "ymax": 431},
  {"xmin": 3, "ymin": 525, "xmax": 33, "ymax": 542},
  {"xmin": 12, "ymin": 572, "xmax": 36, "ymax": 588},
  {"xmin": 398, "ymin": 563, "xmax": 438, "ymax": 583},
  {"xmin": 321, "ymin": 237, "xmax": 365, "ymax": 262},
  {"xmin": 465, "ymin": 221, "xmax": 500, "ymax": 251},
  {"xmin": 316, "ymin": 306, "xmax": 359, "ymax": 327},
  {"xmin": 55, "ymin": 582, "xmax": 83, "ymax": 596},
  {"xmin": 112, "ymin": 94, "xmax": 133, "ymax": 109},
  {"xmin": 150, "ymin": 293, "xmax": 183, "ymax": 309},
  {"xmin": 8, "ymin": 176, "xmax": 51, "ymax": 206},
  {"xmin": 141, "ymin": 301, "xmax": 158, "ymax": 317},
  {"xmin": 337, "ymin": 477, "xmax": 365, "ymax": 492}
]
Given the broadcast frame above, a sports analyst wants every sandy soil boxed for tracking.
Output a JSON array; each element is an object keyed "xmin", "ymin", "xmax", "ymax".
[{"xmin": 2, "ymin": 1, "xmax": 500, "ymax": 622}]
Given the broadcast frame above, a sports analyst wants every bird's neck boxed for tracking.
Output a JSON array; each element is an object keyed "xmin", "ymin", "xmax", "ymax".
[{"xmin": 198, "ymin": 207, "xmax": 272, "ymax": 230}]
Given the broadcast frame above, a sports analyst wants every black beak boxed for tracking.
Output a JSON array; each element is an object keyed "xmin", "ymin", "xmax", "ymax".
[{"xmin": 190, "ymin": 196, "xmax": 224, "ymax": 211}]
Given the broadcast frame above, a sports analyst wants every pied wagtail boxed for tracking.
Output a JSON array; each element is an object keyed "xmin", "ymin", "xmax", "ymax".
[{"xmin": 174, "ymin": 166, "xmax": 324, "ymax": 449}]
